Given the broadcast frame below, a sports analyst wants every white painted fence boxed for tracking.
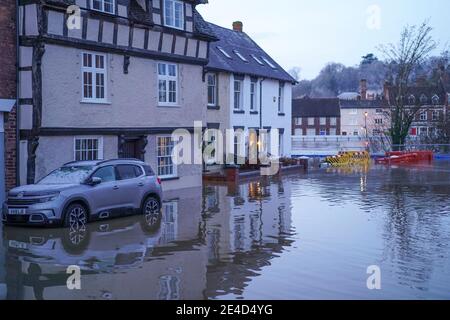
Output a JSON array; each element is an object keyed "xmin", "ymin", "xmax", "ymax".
[{"xmin": 291, "ymin": 136, "xmax": 369, "ymax": 156}]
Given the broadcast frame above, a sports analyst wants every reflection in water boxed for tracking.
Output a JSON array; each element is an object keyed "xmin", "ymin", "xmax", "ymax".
[{"xmin": 1, "ymin": 164, "xmax": 450, "ymax": 300}]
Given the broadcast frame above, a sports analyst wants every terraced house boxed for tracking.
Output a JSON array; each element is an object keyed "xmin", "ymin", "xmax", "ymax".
[
  {"xmin": 204, "ymin": 21, "xmax": 295, "ymax": 166},
  {"xmin": 17, "ymin": 0, "xmax": 216, "ymax": 191}
]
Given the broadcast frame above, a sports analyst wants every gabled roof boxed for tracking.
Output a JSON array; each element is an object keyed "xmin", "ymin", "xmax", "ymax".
[
  {"xmin": 340, "ymin": 99, "xmax": 384, "ymax": 109},
  {"xmin": 292, "ymin": 98, "xmax": 340, "ymax": 117},
  {"xmin": 385, "ymin": 84, "xmax": 447, "ymax": 106},
  {"xmin": 205, "ymin": 23, "xmax": 295, "ymax": 83}
]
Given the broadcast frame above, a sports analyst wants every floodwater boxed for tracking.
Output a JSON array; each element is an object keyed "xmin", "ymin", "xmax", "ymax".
[{"xmin": 1, "ymin": 162, "xmax": 450, "ymax": 300}]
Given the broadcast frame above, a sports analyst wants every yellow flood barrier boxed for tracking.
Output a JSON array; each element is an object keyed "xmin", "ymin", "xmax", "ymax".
[{"xmin": 325, "ymin": 151, "xmax": 370, "ymax": 166}]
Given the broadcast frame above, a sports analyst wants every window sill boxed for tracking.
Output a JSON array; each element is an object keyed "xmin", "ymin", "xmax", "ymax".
[
  {"xmin": 158, "ymin": 104, "xmax": 181, "ymax": 108},
  {"xmin": 160, "ymin": 176, "xmax": 180, "ymax": 182},
  {"xmin": 207, "ymin": 105, "xmax": 220, "ymax": 110},
  {"xmin": 250, "ymin": 111, "xmax": 259, "ymax": 115},
  {"xmin": 233, "ymin": 110, "xmax": 245, "ymax": 114},
  {"xmin": 80, "ymin": 100, "xmax": 111, "ymax": 105}
]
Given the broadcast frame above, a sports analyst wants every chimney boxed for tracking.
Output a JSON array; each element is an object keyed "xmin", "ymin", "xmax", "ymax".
[
  {"xmin": 360, "ymin": 79, "xmax": 367, "ymax": 100},
  {"xmin": 232, "ymin": 21, "xmax": 243, "ymax": 32}
]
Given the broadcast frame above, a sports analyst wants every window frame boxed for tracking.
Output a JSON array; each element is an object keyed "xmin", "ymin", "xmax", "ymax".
[
  {"xmin": 233, "ymin": 79, "xmax": 243, "ymax": 111},
  {"xmin": 207, "ymin": 73, "xmax": 218, "ymax": 107},
  {"xmin": 81, "ymin": 52, "xmax": 107, "ymax": 103},
  {"xmin": 250, "ymin": 79, "xmax": 257, "ymax": 111},
  {"xmin": 261, "ymin": 56, "xmax": 276, "ymax": 69},
  {"xmin": 163, "ymin": 0, "xmax": 185, "ymax": 30},
  {"xmin": 73, "ymin": 136, "xmax": 104, "ymax": 161},
  {"xmin": 91, "ymin": 0, "xmax": 116, "ymax": 15},
  {"xmin": 419, "ymin": 111, "xmax": 427, "ymax": 121},
  {"xmin": 234, "ymin": 50, "xmax": 248, "ymax": 62},
  {"xmin": 278, "ymin": 82, "xmax": 285, "ymax": 113},
  {"xmin": 250, "ymin": 54, "xmax": 264, "ymax": 65},
  {"xmin": 158, "ymin": 62, "xmax": 179, "ymax": 106},
  {"xmin": 217, "ymin": 46, "xmax": 232, "ymax": 59},
  {"xmin": 157, "ymin": 136, "xmax": 178, "ymax": 179}
]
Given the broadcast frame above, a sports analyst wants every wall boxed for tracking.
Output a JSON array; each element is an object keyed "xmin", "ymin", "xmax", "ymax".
[
  {"xmin": 340, "ymin": 108, "xmax": 389, "ymax": 137},
  {"xmin": 41, "ymin": 44, "xmax": 206, "ymax": 129},
  {"xmin": 0, "ymin": 0, "xmax": 17, "ymax": 191}
]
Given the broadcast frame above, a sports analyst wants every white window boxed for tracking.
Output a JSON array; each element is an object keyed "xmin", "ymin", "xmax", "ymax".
[
  {"xmin": 92, "ymin": 0, "xmax": 115, "ymax": 14},
  {"xmin": 330, "ymin": 117, "xmax": 337, "ymax": 126},
  {"xmin": 329, "ymin": 128, "xmax": 337, "ymax": 136},
  {"xmin": 308, "ymin": 117, "xmax": 315, "ymax": 126},
  {"xmin": 419, "ymin": 111, "xmax": 427, "ymax": 121},
  {"xmin": 207, "ymin": 73, "xmax": 217, "ymax": 106},
  {"xmin": 250, "ymin": 80, "xmax": 257, "ymax": 111},
  {"xmin": 295, "ymin": 117, "xmax": 302, "ymax": 125},
  {"xmin": 82, "ymin": 52, "xmax": 107, "ymax": 102},
  {"xmin": 432, "ymin": 95, "xmax": 440, "ymax": 105},
  {"xmin": 432, "ymin": 110, "xmax": 439, "ymax": 121},
  {"xmin": 234, "ymin": 50, "xmax": 248, "ymax": 62},
  {"xmin": 158, "ymin": 62, "xmax": 178, "ymax": 105},
  {"xmin": 278, "ymin": 83, "xmax": 284, "ymax": 113},
  {"xmin": 294, "ymin": 128, "xmax": 303, "ymax": 136},
  {"xmin": 217, "ymin": 46, "xmax": 231, "ymax": 59},
  {"xmin": 234, "ymin": 79, "xmax": 243, "ymax": 110},
  {"xmin": 278, "ymin": 133, "xmax": 284, "ymax": 157},
  {"xmin": 306, "ymin": 128, "xmax": 316, "ymax": 136},
  {"xmin": 376, "ymin": 108, "xmax": 383, "ymax": 114},
  {"xmin": 251, "ymin": 54, "xmax": 264, "ymax": 65},
  {"xmin": 163, "ymin": 0, "xmax": 184, "ymax": 30},
  {"xmin": 319, "ymin": 117, "xmax": 326, "ymax": 125},
  {"xmin": 261, "ymin": 56, "xmax": 276, "ymax": 69},
  {"xmin": 74, "ymin": 137, "xmax": 103, "ymax": 161},
  {"xmin": 157, "ymin": 136, "xmax": 177, "ymax": 178},
  {"xmin": 375, "ymin": 118, "xmax": 383, "ymax": 125}
]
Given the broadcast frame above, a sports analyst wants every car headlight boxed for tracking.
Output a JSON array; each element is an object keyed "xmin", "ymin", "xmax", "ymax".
[{"xmin": 39, "ymin": 193, "xmax": 60, "ymax": 203}]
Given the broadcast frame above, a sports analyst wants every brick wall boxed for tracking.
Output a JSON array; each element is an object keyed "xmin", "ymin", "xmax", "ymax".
[{"xmin": 0, "ymin": 0, "xmax": 18, "ymax": 190}]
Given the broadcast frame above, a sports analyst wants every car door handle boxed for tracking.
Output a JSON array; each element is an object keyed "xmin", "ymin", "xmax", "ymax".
[
  {"xmin": 113, "ymin": 186, "xmax": 119, "ymax": 190},
  {"xmin": 138, "ymin": 182, "xmax": 144, "ymax": 187}
]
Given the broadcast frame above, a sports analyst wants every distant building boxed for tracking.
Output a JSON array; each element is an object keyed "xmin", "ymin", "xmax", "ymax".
[
  {"xmin": 340, "ymin": 80, "xmax": 388, "ymax": 137},
  {"xmin": 383, "ymin": 80, "xmax": 448, "ymax": 139},
  {"xmin": 292, "ymin": 98, "xmax": 340, "ymax": 136}
]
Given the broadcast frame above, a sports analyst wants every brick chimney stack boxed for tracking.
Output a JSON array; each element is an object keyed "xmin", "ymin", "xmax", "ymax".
[
  {"xmin": 360, "ymin": 79, "xmax": 368, "ymax": 100},
  {"xmin": 232, "ymin": 21, "xmax": 243, "ymax": 32}
]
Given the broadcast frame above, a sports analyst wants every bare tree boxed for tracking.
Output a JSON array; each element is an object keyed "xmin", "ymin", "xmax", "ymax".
[{"xmin": 379, "ymin": 21, "xmax": 437, "ymax": 149}]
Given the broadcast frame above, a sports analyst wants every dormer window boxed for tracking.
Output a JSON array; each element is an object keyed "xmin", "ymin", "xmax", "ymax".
[
  {"xmin": 164, "ymin": 0, "xmax": 184, "ymax": 30},
  {"xmin": 92, "ymin": 0, "xmax": 115, "ymax": 14},
  {"xmin": 420, "ymin": 94, "xmax": 428, "ymax": 104},
  {"xmin": 408, "ymin": 95, "xmax": 416, "ymax": 105},
  {"xmin": 261, "ymin": 57, "xmax": 276, "ymax": 69},
  {"xmin": 218, "ymin": 46, "xmax": 232, "ymax": 59},
  {"xmin": 251, "ymin": 54, "xmax": 264, "ymax": 66},
  {"xmin": 234, "ymin": 50, "xmax": 248, "ymax": 62},
  {"xmin": 432, "ymin": 95, "xmax": 440, "ymax": 105}
]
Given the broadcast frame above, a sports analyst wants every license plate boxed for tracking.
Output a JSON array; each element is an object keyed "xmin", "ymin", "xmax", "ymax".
[
  {"xmin": 8, "ymin": 208, "xmax": 27, "ymax": 215},
  {"xmin": 9, "ymin": 240, "xmax": 28, "ymax": 250}
]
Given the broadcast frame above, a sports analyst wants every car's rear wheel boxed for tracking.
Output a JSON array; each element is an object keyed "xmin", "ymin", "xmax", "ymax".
[{"xmin": 63, "ymin": 203, "xmax": 88, "ymax": 229}]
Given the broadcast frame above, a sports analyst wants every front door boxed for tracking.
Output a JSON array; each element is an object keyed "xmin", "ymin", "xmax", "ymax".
[{"xmin": 119, "ymin": 136, "xmax": 146, "ymax": 161}]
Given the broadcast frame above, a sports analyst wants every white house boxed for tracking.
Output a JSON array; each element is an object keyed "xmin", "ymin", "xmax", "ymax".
[{"xmin": 204, "ymin": 21, "xmax": 295, "ymax": 166}]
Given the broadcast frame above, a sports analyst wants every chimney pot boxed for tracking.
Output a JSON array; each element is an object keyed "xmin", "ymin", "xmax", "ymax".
[{"xmin": 233, "ymin": 21, "xmax": 243, "ymax": 32}]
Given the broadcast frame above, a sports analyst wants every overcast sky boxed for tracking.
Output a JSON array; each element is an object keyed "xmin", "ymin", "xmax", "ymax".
[{"xmin": 197, "ymin": 0, "xmax": 450, "ymax": 80}]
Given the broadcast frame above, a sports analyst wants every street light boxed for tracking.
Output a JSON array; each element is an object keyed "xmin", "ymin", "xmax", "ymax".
[{"xmin": 364, "ymin": 111, "xmax": 369, "ymax": 151}]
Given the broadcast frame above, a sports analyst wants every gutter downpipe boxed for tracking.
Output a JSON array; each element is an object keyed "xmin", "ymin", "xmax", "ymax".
[{"xmin": 15, "ymin": 0, "xmax": 20, "ymax": 187}]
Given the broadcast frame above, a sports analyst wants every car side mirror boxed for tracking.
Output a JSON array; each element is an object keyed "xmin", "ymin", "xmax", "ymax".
[{"xmin": 88, "ymin": 177, "xmax": 102, "ymax": 186}]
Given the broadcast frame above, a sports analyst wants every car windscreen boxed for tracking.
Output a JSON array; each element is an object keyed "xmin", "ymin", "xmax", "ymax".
[{"xmin": 38, "ymin": 166, "xmax": 94, "ymax": 185}]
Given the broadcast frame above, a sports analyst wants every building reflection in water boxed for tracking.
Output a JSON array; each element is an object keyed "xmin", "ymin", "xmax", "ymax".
[{"xmin": 0, "ymin": 180, "xmax": 294, "ymax": 300}]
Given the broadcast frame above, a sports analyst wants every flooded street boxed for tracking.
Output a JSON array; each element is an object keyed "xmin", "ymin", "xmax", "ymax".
[{"xmin": 1, "ymin": 162, "xmax": 450, "ymax": 300}]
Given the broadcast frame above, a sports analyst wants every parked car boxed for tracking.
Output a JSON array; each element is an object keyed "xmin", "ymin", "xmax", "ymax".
[{"xmin": 2, "ymin": 159, "xmax": 163, "ymax": 228}]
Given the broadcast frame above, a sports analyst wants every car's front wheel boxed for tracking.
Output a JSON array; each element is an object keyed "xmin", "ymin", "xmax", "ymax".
[{"xmin": 63, "ymin": 203, "xmax": 89, "ymax": 229}]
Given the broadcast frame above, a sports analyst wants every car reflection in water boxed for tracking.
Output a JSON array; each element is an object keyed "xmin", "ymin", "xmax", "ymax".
[{"xmin": 1, "ymin": 182, "xmax": 294, "ymax": 300}]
